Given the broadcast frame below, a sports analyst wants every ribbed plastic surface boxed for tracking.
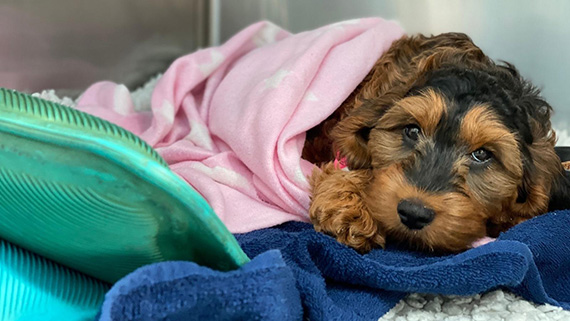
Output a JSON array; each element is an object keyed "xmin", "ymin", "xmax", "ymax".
[
  {"xmin": 0, "ymin": 240, "xmax": 108, "ymax": 321},
  {"xmin": 0, "ymin": 89, "xmax": 167, "ymax": 167},
  {"xmin": 0, "ymin": 88, "xmax": 249, "ymax": 283}
]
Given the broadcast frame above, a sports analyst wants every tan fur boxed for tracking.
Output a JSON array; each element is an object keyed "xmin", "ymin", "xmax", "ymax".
[
  {"xmin": 302, "ymin": 33, "xmax": 490, "ymax": 166},
  {"xmin": 365, "ymin": 164, "xmax": 486, "ymax": 252},
  {"xmin": 378, "ymin": 89, "xmax": 447, "ymax": 136},
  {"xmin": 306, "ymin": 33, "xmax": 564, "ymax": 253},
  {"xmin": 491, "ymin": 119, "xmax": 563, "ymax": 233},
  {"xmin": 309, "ymin": 162, "xmax": 383, "ymax": 252},
  {"xmin": 459, "ymin": 105, "xmax": 523, "ymax": 208}
]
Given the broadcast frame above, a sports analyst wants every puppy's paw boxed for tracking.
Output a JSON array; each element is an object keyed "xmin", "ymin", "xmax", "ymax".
[
  {"xmin": 309, "ymin": 163, "xmax": 384, "ymax": 252},
  {"xmin": 314, "ymin": 205, "xmax": 385, "ymax": 253}
]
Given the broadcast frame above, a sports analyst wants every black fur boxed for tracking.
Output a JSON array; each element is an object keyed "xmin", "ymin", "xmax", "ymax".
[{"xmin": 402, "ymin": 64, "xmax": 569, "ymax": 210}]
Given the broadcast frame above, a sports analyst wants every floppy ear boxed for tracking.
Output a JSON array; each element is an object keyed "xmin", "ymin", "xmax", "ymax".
[
  {"xmin": 478, "ymin": 61, "xmax": 563, "ymax": 216},
  {"xmin": 508, "ymin": 116, "xmax": 561, "ymax": 216},
  {"xmin": 330, "ymin": 94, "xmax": 396, "ymax": 169}
]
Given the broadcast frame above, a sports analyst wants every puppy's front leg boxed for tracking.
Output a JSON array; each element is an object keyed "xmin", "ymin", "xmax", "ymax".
[{"xmin": 308, "ymin": 162, "xmax": 385, "ymax": 252}]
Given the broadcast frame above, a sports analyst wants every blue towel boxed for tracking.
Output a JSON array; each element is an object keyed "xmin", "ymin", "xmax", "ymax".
[{"xmin": 98, "ymin": 210, "xmax": 570, "ymax": 321}]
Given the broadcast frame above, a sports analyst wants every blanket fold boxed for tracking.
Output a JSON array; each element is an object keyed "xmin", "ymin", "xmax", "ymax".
[
  {"xmin": 75, "ymin": 18, "xmax": 405, "ymax": 234},
  {"xmin": 97, "ymin": 250, "xmax": 302, "ymax": 321},
  {"xmin": 98, "ymin": 210, "xmax": 570, "ymax": 321}
]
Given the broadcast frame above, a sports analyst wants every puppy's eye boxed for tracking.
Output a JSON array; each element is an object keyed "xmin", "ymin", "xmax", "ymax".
[
  {"xmin": 470, "ymin": 148, "xmax": 493, "ymax": 163},
  {"xmin": 403, "ymin": 124, "xmax": 421, "ymax": 142}
]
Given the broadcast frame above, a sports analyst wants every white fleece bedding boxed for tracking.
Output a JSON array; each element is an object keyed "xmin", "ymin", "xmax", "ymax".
[{"xmin": 33, "ymin": 76, "xmax": 570, "ymax": 321}]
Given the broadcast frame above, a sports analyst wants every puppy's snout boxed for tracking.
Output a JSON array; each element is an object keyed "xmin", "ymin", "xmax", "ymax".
[{"xmin": 397, "ymin": 199, "xmax": 434, "ymax": 229}]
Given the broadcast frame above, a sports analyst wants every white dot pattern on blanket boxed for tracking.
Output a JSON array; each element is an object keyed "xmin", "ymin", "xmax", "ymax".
[
  {"xmin": 190, "ymin": 163, "xmax": 253, "ymax": 192},
  {"xmin": 253, "ymin": 22, "xmax": 281, "ymax": 47},
  {"xmin": 159, "ymin": 100, "xmax": 175, "ymax": 124},
  {"xmin": 199, "ymin": 49, "xmax": 225, "ymax": 77},
  {"xmin": 303, "ymin": 91, "xmax": 318, "ymax": 102},
  {"xmin": 185, "ymin": 120, "xmax": 214, "ymax": 151},
  {"xmin": 113, "ymin": 85, "xmax": 132, "ymax": 116},
  {"xmin": 264, "ymin": 69, "xmax": 291, "ymax": 89},
  {"xmin": 294, "ymin": 165, "xmax": 308, "ymax": 184}
]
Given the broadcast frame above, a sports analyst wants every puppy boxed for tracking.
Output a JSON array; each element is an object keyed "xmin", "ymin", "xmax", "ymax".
[{"xmin": 303, "ymin": 33, "xmax": 570, "ymax": 253}]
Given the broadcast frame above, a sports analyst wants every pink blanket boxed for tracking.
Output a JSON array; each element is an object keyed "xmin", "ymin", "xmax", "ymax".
[{"xmin": 75, "ymin": 18, "xmax": 405, "ymax": 233}]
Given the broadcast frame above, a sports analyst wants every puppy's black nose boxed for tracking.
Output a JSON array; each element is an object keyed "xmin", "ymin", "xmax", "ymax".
[{"xmin": 397, "ymin": 199, "xmax": 435, "ymax": 230}]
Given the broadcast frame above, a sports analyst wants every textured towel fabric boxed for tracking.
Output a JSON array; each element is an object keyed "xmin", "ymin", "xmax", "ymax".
[
  {"xmin": 98, "ymin": 211, "xmax": 570, "ymax": 321},
  {"xmin": 74, "ymin": 18, "xmax": 405, "ymax": 234},
  {"xmin": 97, "ymin": 250, "xmax": 302, "ymax": 321}
]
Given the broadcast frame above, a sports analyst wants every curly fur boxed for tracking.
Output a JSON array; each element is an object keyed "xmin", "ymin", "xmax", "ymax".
[{"xmin": 305, "ymin": 33, "xmax": 569, "ymax": 253}]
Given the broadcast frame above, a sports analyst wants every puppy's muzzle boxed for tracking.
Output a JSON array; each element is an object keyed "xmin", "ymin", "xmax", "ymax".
[{"xmin": 397, "ymin": 199, "xmax": 435, "ymax": 229}]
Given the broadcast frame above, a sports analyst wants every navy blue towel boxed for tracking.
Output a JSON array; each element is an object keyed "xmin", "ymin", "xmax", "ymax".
[{"xmin": 98, "ymin": 210, "xmax": 570, "ymax": 321}]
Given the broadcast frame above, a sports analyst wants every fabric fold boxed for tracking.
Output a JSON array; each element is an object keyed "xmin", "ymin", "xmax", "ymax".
[
  {"xmin": 75, "ymin": 18, "xmax": 405, "ymax": 233},
  {"xmin": 98, "ymin": 211, "xmax": 570, "ymax": 321}
]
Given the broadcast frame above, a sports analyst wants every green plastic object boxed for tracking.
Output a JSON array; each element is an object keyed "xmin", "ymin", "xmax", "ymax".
[
  {"xmin": 0, "ymin": 239, "xmax": 108, "ymax": 321},
  {"xmin": 0, "ymin": 88, "xmax": 250, "ymax": 283}
]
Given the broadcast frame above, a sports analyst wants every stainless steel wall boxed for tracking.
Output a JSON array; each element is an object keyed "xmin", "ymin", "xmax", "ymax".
[
  {"xmin": 0, "ymin": 0, "xmax": 208, "ymax": 96},
  {"xmin": 1, "ymin": 1, "xmax": 568, "ymax": 125},
  {"xmin": 217, "ymin": 0, "xmax": 570, "ymax": 126}
]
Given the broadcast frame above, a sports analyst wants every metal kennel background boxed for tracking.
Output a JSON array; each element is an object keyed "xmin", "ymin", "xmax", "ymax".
[{"xmin": 0, "ymin": 0, "xmax": 568, "ymax": 126}]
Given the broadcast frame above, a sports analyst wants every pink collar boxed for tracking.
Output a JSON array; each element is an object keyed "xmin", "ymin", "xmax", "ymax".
[{"xmin": 334, "ymin": 151, "xmax": 348, "ymax": 170}]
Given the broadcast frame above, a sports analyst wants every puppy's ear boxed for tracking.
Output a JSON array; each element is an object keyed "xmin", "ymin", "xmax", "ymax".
[
  {"xmin": 330, "ymin": 97, "xmax": 388, "ymax": 169},
  {"xmin": 509, "ymin": 121, "xmax": 561, "ymax": 216},
  {"xmin": 496, "ymin": 62, "xmax": 563, "ymax": 216}
]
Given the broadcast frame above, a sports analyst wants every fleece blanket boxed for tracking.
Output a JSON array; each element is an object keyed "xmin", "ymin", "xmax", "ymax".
[
  {"xmin": 75, "ymin": 18, "xmax": 405, "ymax": 233},
  {"xmin": 97, "ymin": 210, "xmax": 570, "ymax": 321}
]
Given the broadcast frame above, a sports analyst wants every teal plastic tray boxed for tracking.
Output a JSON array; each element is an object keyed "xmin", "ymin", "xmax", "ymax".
[
  {"xmin": 0, "ymin": 239, "xmax": 108, "ymax": 321},
  {"xmin": 0, "ymin": 88, "xmax": 249, "ymax": 283}
]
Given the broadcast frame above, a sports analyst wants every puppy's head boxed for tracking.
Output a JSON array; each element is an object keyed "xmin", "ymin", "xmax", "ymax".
[{"xmin": 333, "ymin": 57, "xmax": 563, "ymax": 252}]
